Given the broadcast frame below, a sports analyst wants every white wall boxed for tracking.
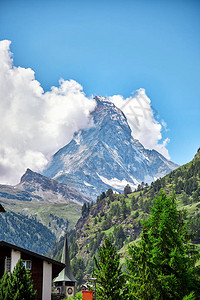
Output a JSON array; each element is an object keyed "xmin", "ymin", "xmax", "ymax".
[
  {"xmin": 42, "ymin": 261, "xmax": 52, "ymax": 300},
  {"xmin": 11, "ymin": 249, "xmax": 21, "ymax": 272}
]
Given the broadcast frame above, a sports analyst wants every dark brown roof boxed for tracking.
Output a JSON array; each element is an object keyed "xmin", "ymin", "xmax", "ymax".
[{"xmin": 0, "ymin": 240, "xmax": 65, "ymax": 278}]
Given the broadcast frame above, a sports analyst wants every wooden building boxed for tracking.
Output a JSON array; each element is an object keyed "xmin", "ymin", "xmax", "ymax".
[
  {"xmin": 54, "ymin": 237, "xmax": 77, "ymax": 298},
  {"xmin": 0, "ymin": 240, "xmax": 65, "ymax": 300}
]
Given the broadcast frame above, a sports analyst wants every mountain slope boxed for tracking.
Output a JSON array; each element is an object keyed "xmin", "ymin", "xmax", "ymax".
[
  {"xmin": 50, "ymin": 150, "xmax": 200, "ymax": 282},
  {"xmin": 0, "ymin": 210, "xmax": 56, "ymax": 255},
  {"xmin": 43, "ymin": 96, "xmax": 178, "ymax": 199},
  {"xmin": 0, "ymin": 170, "xmax": 91, "ymax": 250}
]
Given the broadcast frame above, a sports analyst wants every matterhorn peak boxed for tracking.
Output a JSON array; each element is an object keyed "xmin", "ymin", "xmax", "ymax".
[{"xmin": 43, "ymin": 98, "xmax": 178, "ymax": 199}]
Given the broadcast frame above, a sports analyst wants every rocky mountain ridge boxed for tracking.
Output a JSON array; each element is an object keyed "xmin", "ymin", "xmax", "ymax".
[
  {"xmin": 43, "ymin": 96, "xmax": 178, "ymax": 199},
  {"xmin": 16, "ymin": 168, "xmax": 91, "ymax": 204}
]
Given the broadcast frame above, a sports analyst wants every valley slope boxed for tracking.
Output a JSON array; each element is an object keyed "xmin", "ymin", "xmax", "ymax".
[
  {"xmin": 50, "ymin": 150, "xmax": 200, "ymax": 286},
  {"xmin": 0, "ymin": 171, "xmax": 91, "ymax": 254}
]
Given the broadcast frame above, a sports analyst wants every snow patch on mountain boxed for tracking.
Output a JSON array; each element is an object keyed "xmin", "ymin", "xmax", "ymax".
[{"xmin": 97, "ymin": 173, "xmax": 136, "ymax": 190}]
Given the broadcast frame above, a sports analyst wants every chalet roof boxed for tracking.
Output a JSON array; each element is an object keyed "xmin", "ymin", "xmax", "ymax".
[
  {"xmin": 54, "ymin": 237, "xmax": 76, "ymax": 283},
  {"xmin": 0, "ymin": 240, "xmax": 65, "ymax": 278}
]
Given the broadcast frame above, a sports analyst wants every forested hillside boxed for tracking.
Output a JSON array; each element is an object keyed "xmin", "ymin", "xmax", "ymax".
[
  {"xmin": 0, "ymin": 178, "xmax": 83, "ymax": 251},
  {"xmin": 51, "ymin": 150, "xmax": 200, "ymax": 288},
  {"xmin": 0, "ymin": 211, "xmax": 56, "ymax": 255}
]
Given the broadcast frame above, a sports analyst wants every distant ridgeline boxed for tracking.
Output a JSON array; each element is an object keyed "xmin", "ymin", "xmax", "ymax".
[{"xmin": 50, "ymin": 150, "xmax": 200, "ymax": 287}]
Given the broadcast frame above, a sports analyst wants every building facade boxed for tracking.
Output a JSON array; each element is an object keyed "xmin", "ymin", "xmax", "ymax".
[{"xmin": 0, "ymin": 241, "xmax": 65, "ymax": 300}]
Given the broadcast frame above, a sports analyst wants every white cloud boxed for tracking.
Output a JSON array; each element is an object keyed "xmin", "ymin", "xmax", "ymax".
[
  {"xmin": 0, "ymin": 40, "xmax": 96, "ymax": 184},
  {"xmin": 0, "ymin": 40, "xmax": 170, "ymax": 185},
  {"xmin": 109, "ymin": 88, "xmax": 170, "ymax": 159}
]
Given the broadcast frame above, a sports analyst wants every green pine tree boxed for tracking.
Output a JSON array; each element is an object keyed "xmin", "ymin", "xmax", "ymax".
[
  {"xmin": 126, "ymin": 190, "xmax": 200, "ymax": 300},
  {"xmin": 0, "ymin": 270, "xmax": 9, "ymax": 300},
  {"xmin": 6, "ymin": 259, "xmax": 36, "ymax": 300},
  {"xmin": 93, "ymin": 238, "xmax": 125, "ymax": 300},
  {"xmin": 71, "ymin": 257, "xmax": 86, "ymax": 289},
  {"xmin": 124, "ymin": 184, "xmax": 132, "ymax": 196}
]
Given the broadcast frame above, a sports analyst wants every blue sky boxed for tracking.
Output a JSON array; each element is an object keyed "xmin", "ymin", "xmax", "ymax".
[{"xmin": 0, "ymin": 0, "xmax": 199, "ymax": 182}]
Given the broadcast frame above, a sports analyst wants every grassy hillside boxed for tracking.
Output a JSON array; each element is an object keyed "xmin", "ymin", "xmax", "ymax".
[{"xmin": 51, "ymin": 152, "xmax": 200, "ymax": 286}]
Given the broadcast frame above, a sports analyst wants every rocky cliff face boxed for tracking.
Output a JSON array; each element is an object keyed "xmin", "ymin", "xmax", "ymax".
[
  {"xmin": 16, "ymin": 168, "xmax": 91, "ymax": 204},
  {"xmin": 43, "ymin": 96, "xmax": 178, "ymax": 199}
]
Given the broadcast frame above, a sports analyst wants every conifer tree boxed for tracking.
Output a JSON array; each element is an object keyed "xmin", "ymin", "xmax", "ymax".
[
  {"xmin": 124, "ymin": 184, "xmax": 132, "ymax": 196},
  {"xmin": 0, "ymin": 270, "xmax": 9, "ymax": 300},
  {"xmin": 93, "ymin": 238, "xmax": 125, "ymax": 300},
  {"xmin": 6, "ymin": 259, "xmax": 36, "ymax": 300},
  {"xmin": 126, "ymin": 190, "xmax": 200, "ymax": 300}
]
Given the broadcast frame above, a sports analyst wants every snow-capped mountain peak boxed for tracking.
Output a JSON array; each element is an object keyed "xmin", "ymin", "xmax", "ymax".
[{"xmin": 43, "ymin": 97, "xmax": 178, "ymax": 199}]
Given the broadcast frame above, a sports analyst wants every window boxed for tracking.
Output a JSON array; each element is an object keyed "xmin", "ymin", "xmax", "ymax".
[
  {"xmin": 23, "ymin": 260, "xmax": 32, "ymax": 270},
  {"xmin": 5, "ymin": 256, "xmax": 11, "ymax": 273},
  {"xmin": 65, "ymin": 281, "xmax": 75, "ymax": 286},
  {"xmin": 55, "ymin": 281, "xmax": 63, "ymax": 287}
]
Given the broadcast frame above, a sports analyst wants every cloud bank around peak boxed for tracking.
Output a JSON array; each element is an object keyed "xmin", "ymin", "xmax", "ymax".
[
  {"xmin": 0, "ymin": 40, "xmax": 96, "ymax": 184},
  {"xmin": 0, "ymin": 40, "xmax": 170, "ymax": 185},
  {"xmin": 109, "ymin": 89, "xmax": 170, "ymax": 159}
]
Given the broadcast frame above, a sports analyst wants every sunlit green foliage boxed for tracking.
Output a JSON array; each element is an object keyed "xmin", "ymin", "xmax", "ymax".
[
  {"xmin": 126, "ymin": 191, "xmax": 200, "ymax": 300},
  {"xmin": 93, "ymin": 238, "xmax": 126, "ymax": 300}
]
